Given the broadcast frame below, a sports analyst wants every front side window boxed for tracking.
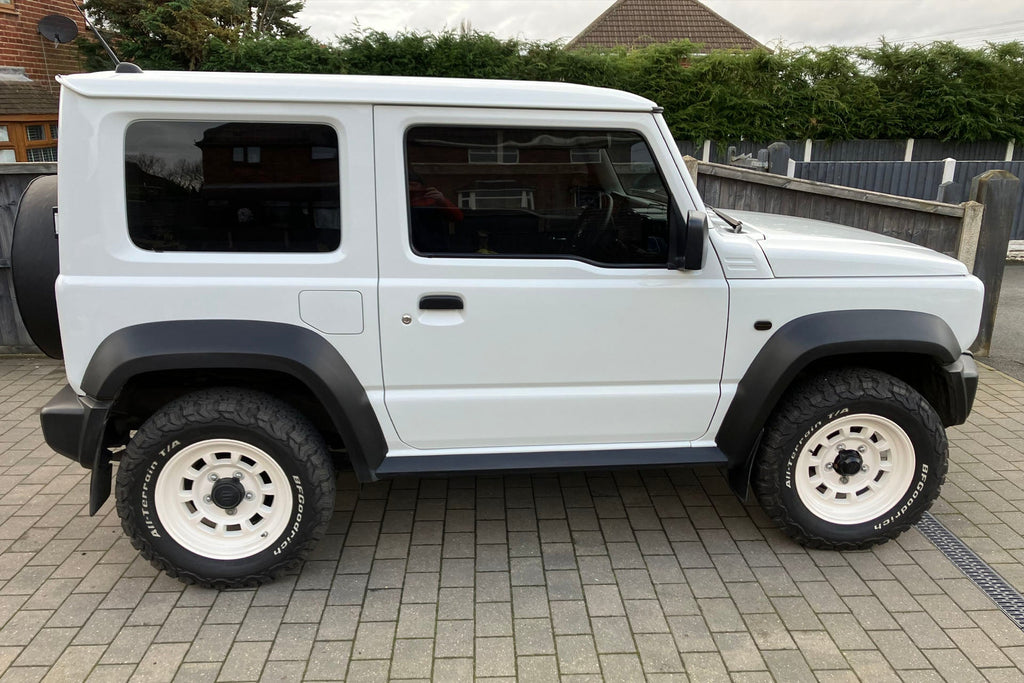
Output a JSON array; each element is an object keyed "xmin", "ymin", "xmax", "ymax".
[
  {"xmin": 125, "ymin": 121, "xmax": 340, "ymax": 253},
  {"xmin": 406, "ymin": 126, "xmax": 671, "ymax": 266}
]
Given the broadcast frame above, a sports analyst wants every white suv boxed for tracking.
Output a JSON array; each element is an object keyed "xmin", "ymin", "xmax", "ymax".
[{"xmin": 12, "ymin": 70, "xmax": 983, "ymax": 587}]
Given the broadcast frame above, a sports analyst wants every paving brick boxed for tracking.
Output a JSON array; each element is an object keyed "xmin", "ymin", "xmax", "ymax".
[
  {"xmin": 434, "ymin": 620, "xmax": 473, "ymax": 658},
  {"xmin": 219, "ymin": 641, "xmax": 271, "ymax": 681},
  {"xmin": 516, "ymin": 654, "xmax": 558, "ymax": 683},
  {"xmin": 268, "ymin": 623, "xmax": 317, "ymax": 661},
  {"xmin": 513, "ymin": 618, "xmax": 555, "ymax": 656},
  {"xmin": 475, "ymin": 636, "xmax": 515, "ymax": 677},
  {"xmin": 592, "ymin": 616, "xmax": 637, "ymax": 654},
  {"xmin": 582, "ymin": 584, "xmax": 624, "ymax": 617},
  {"xmin": 946, "ymin": 628, "xmax": 1014, "ymax": 668},
  {"xmin": 634, "ymin": 632, "xmax": 689, "ymax": 675},
  {"xmin": 305, "ymin": 640, "xmax": 352, "ymax": 681},
  {"xmin": 183, "ymin": 624, "xmax": 237, "ymax": 663},
  {"xmin": 351, "ymin": 621, "xmax": 395, "ymax": 660},
  {"xmin": 390, "ymin": 638, "xmax": 434, "ymax": 679},
  {"xmin": 431, "ymin": 657, "xmax": 472, "ymax": 682},
  {"xmin": 131, "ymin": 642, "xmax": 189, "ymax": 683},
  {"xmin": 550, "ymin": 601, "xmax": 591, "ymax": 636}
]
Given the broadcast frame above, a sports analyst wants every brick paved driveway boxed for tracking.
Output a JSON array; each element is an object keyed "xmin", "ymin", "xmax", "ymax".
[{"xmin": 0, "ymin": 357, "xmax": 1023, "ymax": 681}]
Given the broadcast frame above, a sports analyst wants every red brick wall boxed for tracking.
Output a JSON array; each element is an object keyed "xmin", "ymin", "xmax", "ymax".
[{"xmin": 0, "ymin": 0, "xmax": 87, "ymax": 82}]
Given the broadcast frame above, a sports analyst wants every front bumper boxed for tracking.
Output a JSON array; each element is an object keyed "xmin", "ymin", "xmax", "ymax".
[
  {"xmin": 40, "ymin": 385, "xmax": 114, "ymax": 514},
  {"xmin": 941, "ymin": 353, "xmax": 978, "ymax": 426}
]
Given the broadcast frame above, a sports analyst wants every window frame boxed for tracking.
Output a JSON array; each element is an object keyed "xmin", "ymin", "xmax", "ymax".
[
  {"xmin": 0, "ymin": 115, "xmax": 59, "ymax": 163},
  {"xmin": 123, "ymin": 119, "xmax": 343, "ymax": 255},
  {"xmin": 404, "ymin": 123, "xmax": 675, "ymax": 269}
]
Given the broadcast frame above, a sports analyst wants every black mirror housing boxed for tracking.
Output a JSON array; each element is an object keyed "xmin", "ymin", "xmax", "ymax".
[{"xmin": 668, "ymin": 203, "xmax": 707, "ymax": 271}]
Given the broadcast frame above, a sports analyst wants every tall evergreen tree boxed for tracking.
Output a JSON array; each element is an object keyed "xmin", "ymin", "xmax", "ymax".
[{"xmin": 78, "ymin": 0, "xmax": 306, "ymax": 70}]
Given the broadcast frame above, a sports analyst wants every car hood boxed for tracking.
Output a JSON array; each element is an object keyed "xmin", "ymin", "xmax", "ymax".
[{"xmin": 716, "ymin": 209, "xmax": 969, "ymax": 278}]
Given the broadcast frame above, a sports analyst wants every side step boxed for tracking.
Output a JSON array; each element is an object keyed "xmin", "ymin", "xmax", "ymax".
[{"xmin": 373, "ymin": 446, "xmax": 727, "ymax": 478}]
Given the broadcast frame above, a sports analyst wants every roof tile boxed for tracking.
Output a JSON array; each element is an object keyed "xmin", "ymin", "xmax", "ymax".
[
  {"xmin": 568, "ymin": 0, "xmax": 764, "ymax": 51},
  {"xmin": 0, "ymin": 80, "xmax": 59, "ymax": 115}
]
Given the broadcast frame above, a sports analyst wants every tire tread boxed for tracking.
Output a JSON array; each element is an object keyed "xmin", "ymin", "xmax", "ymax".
[
  {"xmin": 753, "ymin": 368, "xmax": 948, "ymax": 550},
  {"xmin": 115, "ymin": 388, "xmax": 335, "ymax": 589}
]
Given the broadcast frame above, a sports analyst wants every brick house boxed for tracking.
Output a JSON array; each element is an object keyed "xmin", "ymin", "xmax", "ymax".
[
  {"xmin": 0, "ymin": 0, "xmax": 87, "ymax": 162},
  {"xmin": 567, "ymin": 0, "xmax": 764, "ymax": 51}
]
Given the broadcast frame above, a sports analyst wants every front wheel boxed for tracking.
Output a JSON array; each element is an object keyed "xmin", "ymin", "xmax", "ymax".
[
  {"xmin": 115, "ymin": 388, "xmax": 335, "ymax": 588},
  {"xmin": 754, "ymin": 368, "xmax": 948, "ymax": 549}
]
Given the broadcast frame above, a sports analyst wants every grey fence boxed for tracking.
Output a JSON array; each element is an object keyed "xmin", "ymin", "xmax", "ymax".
[
  {"xmin": 679, "ymin": 138, "xmax": 1021, "ymax": 163},
  {"xmin": 951, "ymin": 162, "xmax": 1024, "ymax": 241},
  {"xmin": 794, "ymin": 160, "xmax": 947, "ymax": 202},
  {"xmin": 792, "ymin": 159, "xmax": 1024, "ymax": 240},
  {"xmin": 0, "ymin": 164, "xmax": 56, "ymax": 352}
]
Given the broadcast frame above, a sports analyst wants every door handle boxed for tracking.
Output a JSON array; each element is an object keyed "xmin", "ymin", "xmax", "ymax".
[{"xmin": 419, "ymin": 295, "xmax": 463, "ymax": 310}]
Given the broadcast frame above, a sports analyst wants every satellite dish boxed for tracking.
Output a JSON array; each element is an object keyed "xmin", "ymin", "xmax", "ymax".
[{"xmin": 37, "ymin": 15, "xmax": 79, "ymax": 45}]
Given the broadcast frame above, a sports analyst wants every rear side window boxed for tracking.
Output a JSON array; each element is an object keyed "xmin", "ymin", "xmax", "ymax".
[
  {"xmin": 405, "ymin": 126, "xmax": 671, "ymax": 266},
  {"xmin": 125, "ymin": 121, "xmax": 340, "ymax": 253}
]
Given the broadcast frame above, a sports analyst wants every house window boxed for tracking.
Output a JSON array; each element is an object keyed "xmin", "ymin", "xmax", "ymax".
[
  {"xmin": 125, "ymin": 120, "xmax": 341, "ymax": 253},
  {"xmin": 232, "ymin": 146, "xmax": 261, "ymax": 163},
  {"xmin": 26, "ymin": 147, "xmax": 57, "ymax": 162},
  {"xmin": 0, "ymin": 0, "xmax": 14, "ymax": 12},
  {"xmin": 0, "ymin": 119, "xmax": 59, "ymax": 162}
]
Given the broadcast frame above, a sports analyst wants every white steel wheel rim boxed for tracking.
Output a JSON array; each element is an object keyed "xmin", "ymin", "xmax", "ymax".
[
  {"xmin": 794, "ymin": 413, "xmax": 916, "ymax": 525},
  {"xmin": 154, "ymin": 439, "xmax": 294, "ymax": 560}
]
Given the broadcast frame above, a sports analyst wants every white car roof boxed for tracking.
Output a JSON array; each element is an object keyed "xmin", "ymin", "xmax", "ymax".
[{"xmin": 58, "ymin": 71, "xmax": 659, "ymax": 112}]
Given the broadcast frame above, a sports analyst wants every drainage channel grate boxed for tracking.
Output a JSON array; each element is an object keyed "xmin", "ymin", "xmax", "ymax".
[{"xmin": 916, "ymin": 511, "xmax": 1024, "ymax": 630}]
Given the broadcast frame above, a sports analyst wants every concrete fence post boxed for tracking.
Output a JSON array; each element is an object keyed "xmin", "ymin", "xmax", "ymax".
[
  {"xmin": 968, "ymin": 169, "xmax": 1021, "ymax": 356},
  {"xmin": 1006, "ymin": 140, "xmax": 1015, "ymax": 162},
  {"xmin": 682, "ymin": 155, "xmax": 699, "ymax": 184},
  {"xmin": 701, "ymin": 140, "xmax": 711, "ymax": 163},
  {"xmin": 904, "ymin": 138, "xmax": 915, "ymax": 162},
  {"xmin": 766, "ymin": 142, "xmax": 790, "ymax": 176},
  {"xmin": 956, "ymin": 201, "xmax": 984, "ymax": 272},
  {"xmin": 803, "ymin": 139, "xmax": 813, "ymax": 162}
]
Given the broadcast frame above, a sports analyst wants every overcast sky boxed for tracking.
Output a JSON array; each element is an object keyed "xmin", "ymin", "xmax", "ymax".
[{"xmin": 296, "ymin": 0, "xmax": 1024, "ymax": 49}]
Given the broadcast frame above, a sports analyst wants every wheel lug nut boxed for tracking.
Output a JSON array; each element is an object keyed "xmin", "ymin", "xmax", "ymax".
[
  {"xmin": 245, "ymin": 492, "xmax": 254, "ymax": 501},
  {"xmin": 233, "ymin": 472, "xmax": 243, "ymax": 480},
  {"xmin": 227, "ymin": 508, "xmax": 236, "ymax": 516},
  {"xmin": 203, "ymin": 495, "xmax": 212, "ymax": 504},
  {"xmin": 840, "ymin": 476, "xmax": 849, "ymax": 484},
  {"xmin": 858, "ymin": 446, "xmax": 866, "ymax": 453},
  {"xmin": 861, "ymin": 464, "xmax": 869, "ymax": 472},
  {"xmin": 208, "ymin": 473, "xmax": 218, "ymax": 482},
  {"xmin": 824, "ymin": 462, "xmax": 833, "ymax": 470},
  {"xmin": 837, "ymin": 444, "xmax": 846, "ymax": 450}
]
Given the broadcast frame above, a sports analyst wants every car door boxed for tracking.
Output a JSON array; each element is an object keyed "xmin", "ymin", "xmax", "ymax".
[{"xmin": 374, "ymin": 106, "xmax": 728, "ymax": 451}]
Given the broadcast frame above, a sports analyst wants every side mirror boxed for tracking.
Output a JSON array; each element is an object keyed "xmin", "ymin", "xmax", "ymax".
[{"xmin": 668, "ymin": 205, "xmax": 707, "ymax": 271}]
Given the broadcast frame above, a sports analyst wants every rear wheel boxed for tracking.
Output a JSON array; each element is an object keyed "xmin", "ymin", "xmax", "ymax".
[
  {"xmin": 115, "ymin": 388, "xmax": 335, "ymax": 587},
  {"xmin": 754, "ymin": 368, "xmax": 947, "ymax": 549}
]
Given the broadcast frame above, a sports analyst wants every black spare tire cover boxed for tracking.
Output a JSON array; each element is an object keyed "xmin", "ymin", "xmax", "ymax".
[{"xmin": 11, "ymin": 175, "xmax": 62, "ymax": 359}]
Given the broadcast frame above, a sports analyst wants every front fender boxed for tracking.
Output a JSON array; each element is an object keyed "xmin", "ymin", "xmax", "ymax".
[{"xmin": 717, "ymin": 309, "xmax": 962, "ymax": 499}]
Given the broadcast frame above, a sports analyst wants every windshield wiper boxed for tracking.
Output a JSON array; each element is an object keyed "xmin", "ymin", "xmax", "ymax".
[{"xmin": 710, "ymin": 207, "xmax": 743, "ymax": 233}]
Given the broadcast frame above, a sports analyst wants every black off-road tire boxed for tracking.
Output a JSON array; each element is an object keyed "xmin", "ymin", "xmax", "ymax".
[
  {"xmin": 754, "ymin": 368, "xmax": 948, "ymax": 550},
  {"xmin": 115, "ymin": 388, "xmax": 335, "ymax": 588}
]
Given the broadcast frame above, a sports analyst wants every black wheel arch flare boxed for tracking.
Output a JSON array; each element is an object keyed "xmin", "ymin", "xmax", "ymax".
[
  {"xmin": 718, "ymin": 309, "xmax": 966, "ymax": 500},
  {"xmin": 81, "ymin": 320, "xmax": 388, "ymax": 510}
]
